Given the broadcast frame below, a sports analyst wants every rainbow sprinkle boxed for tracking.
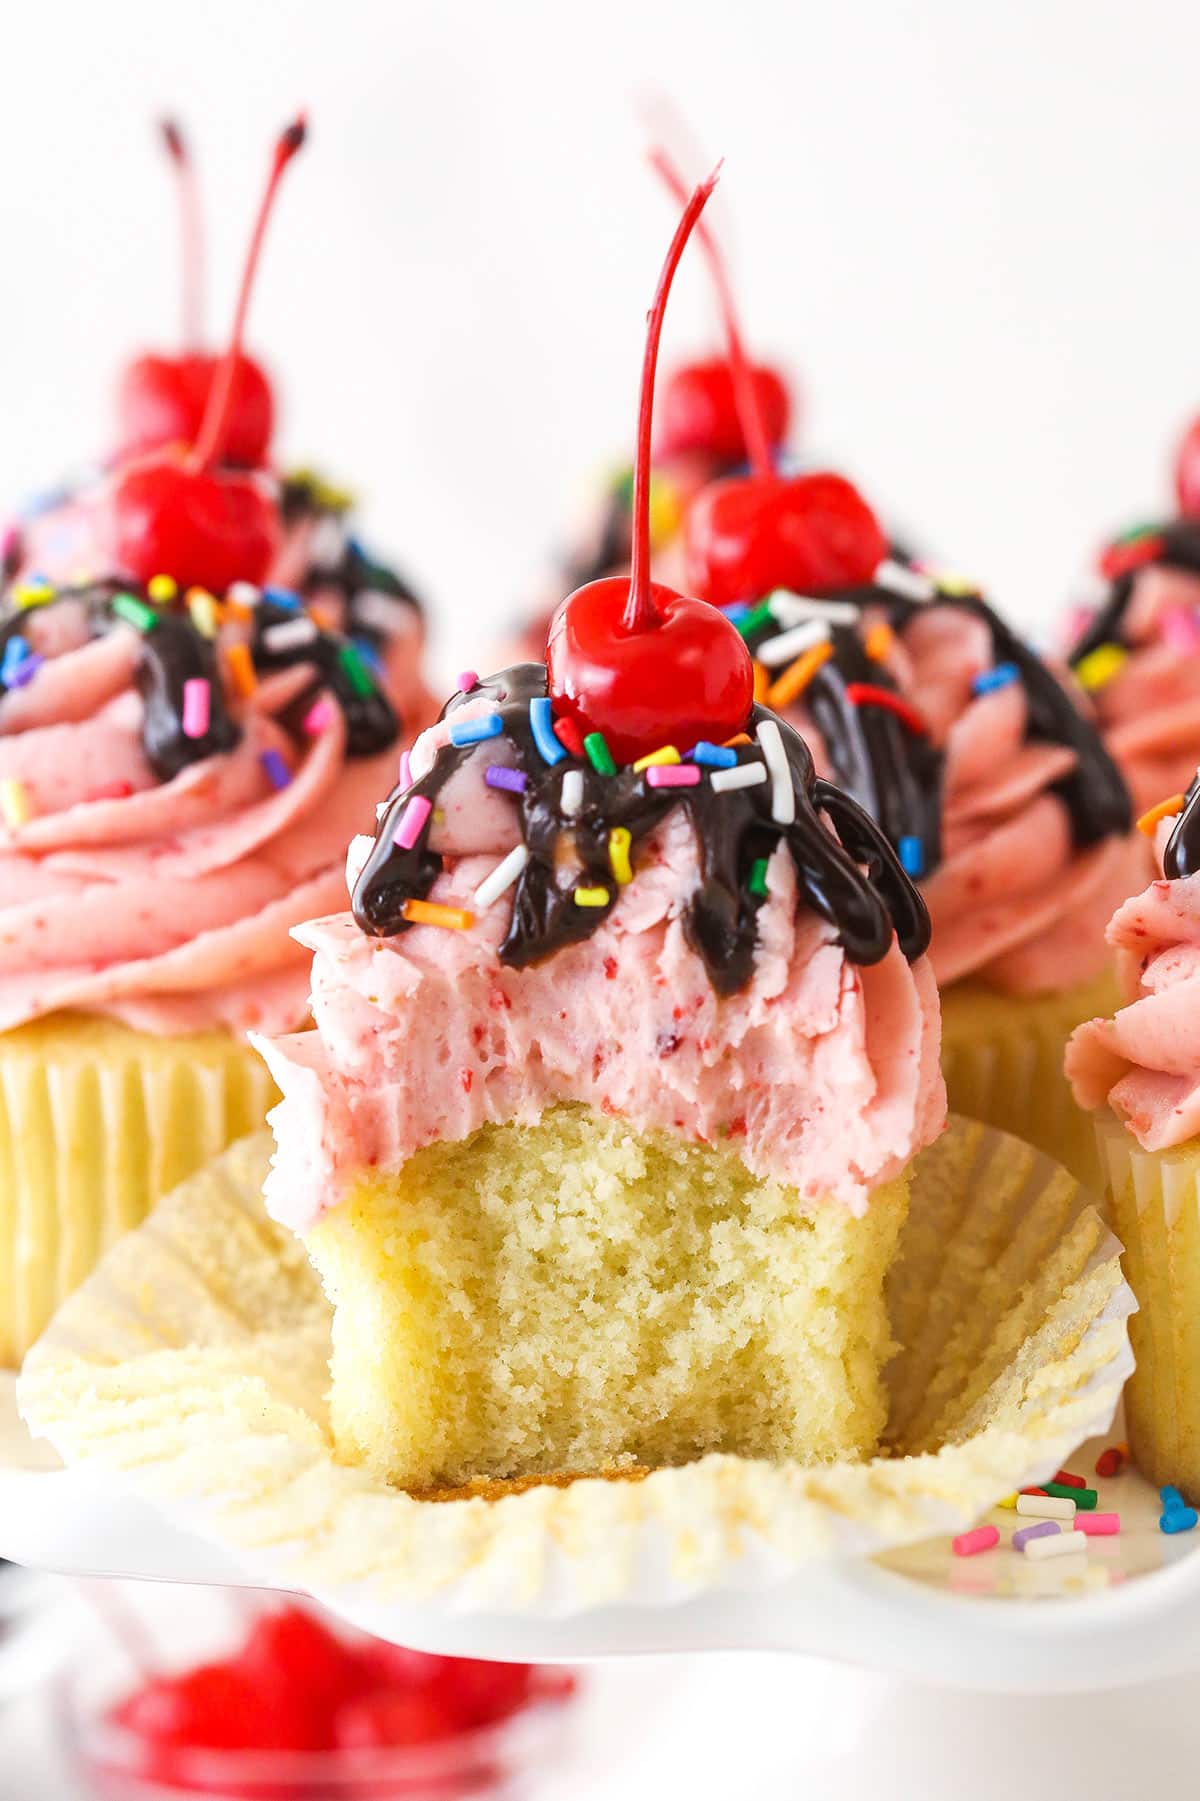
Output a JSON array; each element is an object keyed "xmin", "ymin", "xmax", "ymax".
[
  {"xmin": 1075, "ymin": 643, "xmax": 1127, "ymax": 692},
  {"xmin": 472, "ymin": 844, "xmax": 529, "ymax": 910},
  {"xmin": 12, "ymin": 577, "xmax": 54, "ymax": 610},
  {"xmin": 147, "ymin": 573, "xmax": 178, "ymax": 604},
  {"xmin": 402, "ymin": 898, "xmax": 474, "ymax": 931},
  {"xmin": 224, "ymin": 642, "xmax": 258, "ymax": 698},
  {"xmin": 529, "ymin": 697, "xmax": 566, "ymax": 765},
  {"xmin": 748, "ymin": 857, "xmax": 769, "ymax": 898},
  {"xmin": 449, "ymin": 712, "xmax": 503, "ymax": 747},
  {"xmin": 573, "ymin": 885, "xmax": 610, "ymax": 908},
  {"xmin": 1138, "ymin": 793, "xmax": 1186, "ymax": 837},
  {"xmin": 457, "ymin": 669, "xmax": 479, "ymax": 693},
  {"xmin": 608, "ymin": 826, "xmax": 633, "ymax": 885},
  {"xmin": 898, "ymin": 835, "xmax": 924, "ymax": 877},
  {"xmin": 337, "ymin": 641, "xmax": 376, "ymax": 698},
  {"xmin": 303, "ymin": 696, "xmax": 336, "ymax": 736},
  {"xmin": 187, "ymin": 589, "xmax": 219, "ymax": 638},
  {"xmin": 112, "ymin": 592, "xmax": 159, "ymax": 633},
  {"xmin": 181, "ymin": 678, "xmax": 211, "ymax": 740},
  {"xmin": 395, "ymin": 795, "xmax": 432, "ymax": 849},
  {"xmin": 485, "ymin": 764, "xmax": 527, "ymax": 794},
  {"xmin": 260, "ymin": 749, "xmax": 292, "ymax": 791},
  {"xmin": 632, "ymin": 745, "xmax": 680, "ymax": 773},
  {"xmin": 0, "ymin": 778, "xmax": 33, "ymax": 827},
  {"xmin": 646, "ymin": 763, "xmax": 701, "ymax": 789},
  {"xmin": 766, "ymin": 641, "xmax": 833, "ymax": 710},
  {"xmin": 690, "ymin": 742, "xmax": 737, "ymax": 769},
  {"xmin": 584, "ymin": 731, "xmax": 616, "ymax": 776},
  {"xmin": 971, "ymin": 662, "xmax": 1019, "ymax": 697}
]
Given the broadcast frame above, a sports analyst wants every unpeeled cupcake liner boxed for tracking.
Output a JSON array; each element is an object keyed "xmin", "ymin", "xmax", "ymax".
[
  {"xmin": 0, "ymin": 1014, "xmax": 279, "ymax": 1366},
  {"xmin": 1095, "ymin": 1112, "xmax": 1200, "ymax": 1496},
  {"xmin": 18, "ymin": 1118, "xmax": 1133, "ymax": 1623},
  {"xmin": 939, "ymin": 969, "xmax": 1120, "ymax": 1198}
]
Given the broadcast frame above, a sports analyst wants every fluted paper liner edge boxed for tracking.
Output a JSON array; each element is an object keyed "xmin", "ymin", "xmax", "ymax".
[{"xmin": 18, "ymin": 1117, "xmax": 1134, "ymax": 1618}]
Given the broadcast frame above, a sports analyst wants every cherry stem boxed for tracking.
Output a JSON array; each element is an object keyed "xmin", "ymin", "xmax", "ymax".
[
  {"xmin": 647, "ymin": 146, "xmax": 773, "ymax": 480},
  {"xmin": 189, "ymin": 114, "xmax": 307, "ymax": 472},
  {"xmin": 625, "ymin": 163, "xmax": 721, "ymax": 635},
  {"xmin": 160, "ymin": 118, "xmax": 204, "ymax": 351}
]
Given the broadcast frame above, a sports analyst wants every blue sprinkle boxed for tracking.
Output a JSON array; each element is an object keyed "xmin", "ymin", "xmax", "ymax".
[
  {"xmin": 260, "ymin": 749, "xmax": 292, "ymax": 791},
  {"xmin": 720, "ymin": 603, "xmax": 752, "ymax": 625},
  {"xmin": 485, "ymin": 764, "xmax": 527, "ymax": 793},
  {"xmin": 1162, "ymin": 1486, "xmax": 1185, "ymax": 1506},
  {"xmin": 1, "ymin": 635, "xmax": 30, "ymax": 679},
  {"xmin": 351, "ymin": 634, "xmax": 383, "ymax": 674},
  {"xmin": 529, "ymin": 696, "xmax": 566, "ymax": 766},
  {"xmin": 898, "ymin": 835, "xmax": 925, "ymax": 878},
  {"xmin": 971, "ymin": 662, "xmax": 1020, "ymax": 697},
  {"xmin": 1160, "ymin": 1507, "xmax": 1198, "ymax": 1534},
  {"xmin": 450, "ymin": 712, "xmax": 503, "ymax": 747},
  {"xmin": 690, "ymin": 741, "xmax": 739, "ymax": 769},
  {"xmin": 263, "ymin": 585, "xmax": 303, "ymax": 612}
]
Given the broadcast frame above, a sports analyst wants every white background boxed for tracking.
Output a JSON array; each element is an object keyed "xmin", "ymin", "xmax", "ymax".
[{"xmin": 1, "ymin": 0, "xmax": 1194, "ymax": 684}]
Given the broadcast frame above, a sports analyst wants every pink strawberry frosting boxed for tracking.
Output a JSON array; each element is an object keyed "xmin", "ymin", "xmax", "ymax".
[
  {"xmin": 256, "ymin": 714, "xmax": 946, "ymax": 1235},
  {"xmin": 795, "ymin": 603, "xmax": 1143, "ymax": 994},
  {"xmin": 1065, "ymin": 822, "xmax": 1200, "ymax": 1150},
  {"xmin": 0, "ymin": 602, "xmax": 412, "ymax": 1037}
]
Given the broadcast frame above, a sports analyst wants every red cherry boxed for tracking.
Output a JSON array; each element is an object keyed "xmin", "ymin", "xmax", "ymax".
[
  {"xmin": 335, "ymin": 1688, "xmax": 461, "ymax": 1750},
  {"xmin": 547, "ymin": 577, "xmax": 752, "ymax": 762},
  {"xmin": 437, "ymin": 1659, "xmax": 532, "ymax": 1729},
  {"xmin": 116, "ymin": 350, "xmax": 274, "ymax": 467},
  {"xmin": 684, "ymin": 469, "xmax": 887, "ymax": 608},
  {"xmin": 546, "ymin": 166, "xmax": 753, "ymax": 763},
  {"xmin": 111, "ymin": 1663, "xmax": 301, "ymax": 1752},
  {"xmin": 235, "ymin": 1606, "xmax": 363, "ymax": 1717},
  {"xmin": 1176, "ymin": 414, "xmax": 1200, "ymax": 517},
  {"xmin": 104, "ymin": 453, "xmax": 279, "ymax": 591},
  {"xmin": 657, "ymin": 355, "xmax": 791, "ymax": 463}
]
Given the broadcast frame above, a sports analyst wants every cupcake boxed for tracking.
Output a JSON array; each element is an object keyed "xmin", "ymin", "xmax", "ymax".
[
  {"xmin": 256, "ymin": 171, "xmax": 943, "ymax": 1495},
  {"xmin": 0, "ymin": 121, "xmax": 432, "ymax": 1364},
  {"xmin": 1066, "ymin": 779, "xmax": 1200, "ymax": 1491}
]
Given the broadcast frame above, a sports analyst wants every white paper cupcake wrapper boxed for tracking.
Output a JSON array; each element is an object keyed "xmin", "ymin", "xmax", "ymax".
[{"xmin": 18, "ymin": 1118, "xmax": 1134, "ymax": 1622}]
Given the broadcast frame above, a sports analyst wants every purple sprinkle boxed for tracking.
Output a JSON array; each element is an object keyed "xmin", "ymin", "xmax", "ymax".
[
  {"xmin": 8, "ymin": 653, "xmax": 43, "ymax": 689},
  {"xmin": 1013, "ymin": 1520, "xmax": 1060, "ymax": 1552},
  {"xmin": 485, "ymin": 764, "xmax": 527, "ymax": 793},
  {"xmin": 260, "ymin": 749, "xmax": 292, "ymax": 791}
]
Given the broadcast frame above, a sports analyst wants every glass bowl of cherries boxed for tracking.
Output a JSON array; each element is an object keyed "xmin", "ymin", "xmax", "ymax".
[{"xmin": 60, "ymin": 1599, "xmax": 579, "ymax": 1800}]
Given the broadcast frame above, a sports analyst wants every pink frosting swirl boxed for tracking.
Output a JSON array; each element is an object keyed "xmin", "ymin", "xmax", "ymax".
[{"xmin": 1065, "ymin": 822, "xmax": 1200, "ymax": 1149}]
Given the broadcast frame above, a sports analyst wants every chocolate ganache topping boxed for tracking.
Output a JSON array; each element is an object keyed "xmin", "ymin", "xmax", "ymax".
[
  {"xmin": 1164, "ymin": 768, "xmax": 1200, "ymax": 879},
  {"xmin": 352, "ymin": 663, "xmax": 930, "ymax": 995},
  {"xmin": 1069, "ymin": 517, "xmax": 1200, "ymax": 665}
]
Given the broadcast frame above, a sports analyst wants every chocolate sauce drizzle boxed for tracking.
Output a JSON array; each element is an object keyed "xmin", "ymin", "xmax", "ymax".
[
  {"xmin": 353, "ymin": 664, "xmax": 929, "ymax": 996},
  {"xmin": 739, "ymin": 579, "xmax": 1132, "ymax": 877},
  {"xmin": 278, "ymin": 472, "xmax": 423, "ymax": 653},
  {"xmin": 1164, "ymin": 770, "xmax": 1200, "ymax": 879},
  {"xmin": 1069, "ymin": 518, "xmax": 1200, "ymax": 665},
  {"xmin": 0, "ymin": 576, "xmax": 398, "ymax": 783}
]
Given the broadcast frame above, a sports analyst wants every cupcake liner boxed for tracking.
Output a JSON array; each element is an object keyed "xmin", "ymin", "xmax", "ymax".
[
  {"xmin": 939, "ymin": 970, "xmax": 1120, "ymax": 1196},
  {"xmin": 0, "ymin": 1015, "xmax": 279, "ymax": 1365},
  {"xmin": 18, "ymin": 1117, "xmax": 1134, "ymax": 1625},
  {"xmin": 1095, "ymin": 1113, "xmax": 1200, "ymax": 1495}
]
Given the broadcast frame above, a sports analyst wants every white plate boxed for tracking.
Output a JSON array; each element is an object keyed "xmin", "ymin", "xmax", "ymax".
[{"xmin": 8, "ymin": 1372, "xmax": 1200, "ymax": 1691}]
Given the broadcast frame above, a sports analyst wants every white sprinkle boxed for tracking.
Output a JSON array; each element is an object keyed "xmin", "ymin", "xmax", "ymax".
[
  {"xmin": 355, "ymin": 589, "xmax": 413, "ymax": 634},
  {"xmin": 227, "ymin": 581, "xmax": 262, "ymax": 607},
  {"xmin": 345, "ymin": 833, "xmax": 375, "ymax": 892},
  {"xmin": 756, "ymin": 718, "xmax": 794, "ymax": 824},
  {"xmin": 873, "ymin": 558, "xmax": 936, "ymax": 602},
  {"xmin": 1022, "ymin": 1529, "xmax": 1089, "ymax": 1562},
  {"xmin": 263, "ymin": 617, "xmax": 319, "ymax": 651},
  {"xmin": 472, "ymin": 843, "xmax": 530, "ymax": 910},
  {"xmin": 1015, "ymin": 1494, "xmax": 1076, "ymax": 1520},
  {"xmin": 755, "ymin": 619, "xmax": 832, "ymax": 667},
  {"xmin": 767, "ymin": 590, "xmax": 860, "ymax": 627},
  {"xmin": 709, "ymin": 762, "xmax": 769, "ymax": 794},
  {"xmin": 309, "ymin": 516, "xmax": 346, "ymax": 567},
  {"xmin": 560, "ymin": 769, "xmax": 584, "ymax": 816}
]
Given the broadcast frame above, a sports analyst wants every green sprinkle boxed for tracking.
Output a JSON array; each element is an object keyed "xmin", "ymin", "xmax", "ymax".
[
  {"xmin": 584, "ymin": 731, "xmax": 616, "ymax": 776},
  {"xmin": 1114, "ymin": 521, "xmax": 1161, "ymax": 546},
  {"xmin": 736, "ymin": 601, "xmax": 775, "ymax": 639},
  {"xmin": 112, "ymin": 592, "xmax": 159, "ymax": 633},
  {"xmin": 338, "ymin": 640, "xmax": 375, "ymax": 697},
  {"xmin": 748, "ymin": 857, "xmax": 769, "ymax": 898},
  {"xmin": 1043, "ymin": 1482, "xmax": 1097, "ymax": 1510}
]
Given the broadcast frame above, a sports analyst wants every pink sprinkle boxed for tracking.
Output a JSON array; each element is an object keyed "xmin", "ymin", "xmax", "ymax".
[
  {"xmin": 396, "ymin": 794, "xmax": 432, "ymax": 849},
  {"xmin": 457, "ymin": 669, "xmax": 479, "ymax": 693},
  {"xmin": 1061, "ymin": 603, "xmax": 1097, "ymax": 649},
  {"xmin": 1076, "ymin": 1512, "xmax": 1120, "ymax": 1537},
  {"xmin": 399, "ymin": 750, "xmax": 412, "ymax": 790},
  {"xmin": 181, "ymin": 677, "xmax": 210, "ymax": 740},
  {"xmin": 952, "ymin": 1524, "xmax": 999, "ymax": 1557},
  {"xmin": 646, "ymin": 764, "xmax": 702, "ymax": 789},
  {"xmin": 303, "ymin": 695, "xmax": 336, "ymax": 736},
  {"xmin": 1161, "ymin": 606, "xmax": 1200, "ymax": 654}
]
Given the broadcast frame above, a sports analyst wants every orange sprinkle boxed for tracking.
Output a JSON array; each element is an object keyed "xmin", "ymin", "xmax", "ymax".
[
  {"xmin": 401, "ymin": 898, "xmax": 474, "ymax": 931},
  {"xmin": 864, "ymin": 622, "xmax": 895, "ymax": 662},
  {"xmin": 752, "ymin": 660, "xmax": 770, "ymax": 703},
  {"xmin": 308, "ymin": 603, "xmax": 338, "ymax": 632},
  {"xmin": 223, "ymin": 598, "xmax": 254, "ymax": 624},
  {"xmin": 767, "ymin": 641, "xmax": 834, "ymax": 710},
  {"xmin": 723, "ymin": 732, "xmax": 753, "ymax": 749},
  {"xmin": 1137, "ymin": 793, "xmax": 1186, "ymax": 837},
  {"xmin": 224, "ymin": 641, "xmax": 258, "ymax": 698}
]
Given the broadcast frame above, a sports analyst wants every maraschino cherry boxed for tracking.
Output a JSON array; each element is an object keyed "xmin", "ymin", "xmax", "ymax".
[
  {"xmin": 115, "ymin": 119, "xmax": 275, "ymax": 468},
  {"xmin": 1175, "ymin": 414, "xmax": 1200, "ymax": 518},
  {"xmin": 644, "ymin": 151, "xmax": 885, "ymax": 608},
  {"xmin": 103, "ymin": 116, "xmax": 306, "ymax": 594},
  {"xmin": 657, "ymin": 352, "xmax": 791, "ymax": 465},
  {"xmin": 546, "ymin": 168, "xmax": 754, "ymax": 766}
]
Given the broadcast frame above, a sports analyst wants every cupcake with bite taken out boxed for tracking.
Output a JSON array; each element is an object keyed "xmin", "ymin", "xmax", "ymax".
[
  {"xmin": 0, "ymin": 120, "xmax": 431, "ymax": 1365},
  {"xmin": 1066, "ymin": 776, "xmax": 1200, "ymax": 1492},
  {"xmin": 256, "ymin": 172, "xmax": 944, "ymax": 1494}
]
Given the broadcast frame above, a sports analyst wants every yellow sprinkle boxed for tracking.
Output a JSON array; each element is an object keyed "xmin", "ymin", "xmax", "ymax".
[
  {"xmin": 1138, "ymin": 793, "xmax": 1186, "ymax": 837},
  {"xmin": 752, "ymin": 660, "xmax": 769, "ymax": 703},
  {"xmin": 932, "ymin": 570, "xmax": 977, "ymax": 597},
  {"xmin": 647, "ymin": 474, "xmax": 682, "ymax": 548},
  {"xmin": 224, "ymin": 641, "xmax": 258, "ymax": 698},
  {"xmin": 1075, "ymin": 643, "xmax": 1128, "ymax": 692},
  {"xmin": 574, "ymin": 886, "xmax": 611, "ymax": 908},
  {"xmin": 147, "ymin": 573, "xmax": 178, "ymax": 604},
  {"xmin": 284, "ymin": 466, "xmax": 355, "ymax": 513},
  {"xmin": 13, "ymin": 579, "xmax": 54, "ymax": 610},
  {"xmin": 632, "ymin": 745, "xmax": 680, "ymax": 773},
  {"xmin": 767, "ymin": 641, "xmax": 834, "ymax": 710},
  {"xmin": 864, "ymin": 621, "xmax": 895, "ymax": 662},
  {"xmin": 996, "ymin": 1495, "xmax": 1018, "ymax": 1510},
  {"xmin": 187, "ymin": 589, "xmax": 219, "ymax": 638},
  {"xmin": 401, "ymin": 898, "xmax": 474, "ymax": 930},
  {"xmin": 608, "ymin": 826, "xmax": 633, "ymax": 886},
  {"xmin": 0, "ymin": 779, "xmax": 33, "ymax": 828}
]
